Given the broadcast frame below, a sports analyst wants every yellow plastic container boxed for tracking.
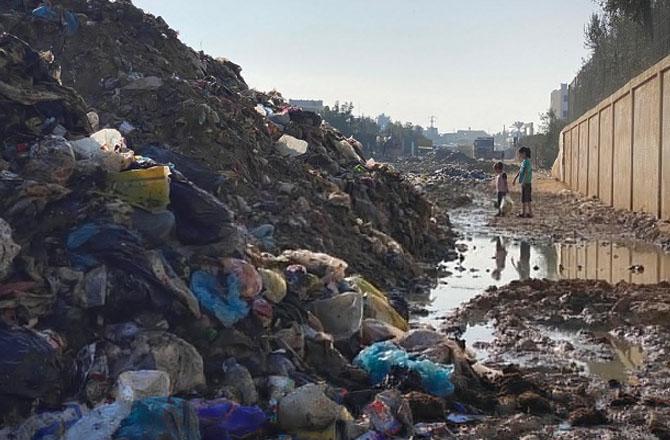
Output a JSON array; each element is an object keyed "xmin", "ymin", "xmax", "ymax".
[
  {"xmin": 108, "ymin": 166, "xmax": 170, "ymax": 212},
  {"xmin": 352, "ymin": 276, "xmax": 409, "ymax": 332}
]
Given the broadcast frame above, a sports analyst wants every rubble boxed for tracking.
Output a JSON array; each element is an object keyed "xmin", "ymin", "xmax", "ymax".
[
  {"xmin": 6, "ymin": 1, "xmax": 663, "ymax": 438},
  {"xmin": 0, "ymin": 3, "xmax": 511, "ymax": 439}
]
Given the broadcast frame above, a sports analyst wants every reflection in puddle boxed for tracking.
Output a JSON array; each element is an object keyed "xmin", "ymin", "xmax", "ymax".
[
  {"xmin": 461, "ymin": 323, "xmax": 495, "ymax": 360},
  {"xmin": 557, "ymin": 241, "xmax": 670, "ymax": 285},
  {"xmin": 422, "ymin": 236, "xmax": 670, "ymax": 322},
  {"xmin": 583, "ymin": 341, "xmax": 644, "ymax": 383},
  {"xmin": 544, "ymin": 329, "xmax": 645, "ymax": 383}
]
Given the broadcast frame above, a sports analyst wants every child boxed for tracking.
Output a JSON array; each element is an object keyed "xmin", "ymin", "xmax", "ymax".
[
  {"xmin": 493, "ymin": 161, "xmax": 508, "ymax": 217},
  {"xmin": 513, "ymin": 147, "xmax": 533, "ymax": 218}
]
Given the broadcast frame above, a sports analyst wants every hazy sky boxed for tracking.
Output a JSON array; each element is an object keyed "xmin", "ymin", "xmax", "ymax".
[{"xmin": 133, "ymin": 0, "xmax": 597, "ymax": 133}]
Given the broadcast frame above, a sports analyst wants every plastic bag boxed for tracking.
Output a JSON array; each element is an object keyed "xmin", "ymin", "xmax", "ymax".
[
  {"xmin": 116, "ymin": 370, "xmax": 171, "ymax": 402},
  {"xmin": 65, "ymin": 402, "xmax": 132, "ymax": 440},
  {"xmin": 169, "ymin": 176, "xmax": 235, "ymax": 245},
  {"xmin": 190, "ymin": 270, "xmax": 249, "ymax": 327},
  {"xmin": 13, "ymin": 402, "xmax": 87, "ymax": 440},
  {"xmin": 191, "ymin": 398, "xmax": 266, "ymax": 440},
  {"xmin": 353, "ymin": 341, "xmax": 454, "ymax": 397},
  {"xmin": 500, "ymin": 195, "xmax": 514, "ymax": 215},
  {"xmin": 0, "ymin": 325, "xmax": 63, "ymax": 403},
  {"xmin": 309, "ymin": 292, "xmax": 363, "ymax": 341},
  {"xmin": 112, "ymin": 397, "xmax": 200, "ymax": 440}
]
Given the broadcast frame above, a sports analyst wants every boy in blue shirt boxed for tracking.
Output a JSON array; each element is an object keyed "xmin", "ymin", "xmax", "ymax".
[{"xmin": 513, "ymin": 147, "xmax": 533, "ymax": 218}]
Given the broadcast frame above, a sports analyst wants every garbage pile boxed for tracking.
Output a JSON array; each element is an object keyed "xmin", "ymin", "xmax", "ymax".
[
  {"xmin": 0, "ymin": 5, "xmax": 507, "ymax": 439},
  {"xmin": 0, "ymin": 0, "xmax": 454, "ymax": 291},
  {"xmin": 393, "ymin": 150, "xmax": 501, "ymax": 210}
]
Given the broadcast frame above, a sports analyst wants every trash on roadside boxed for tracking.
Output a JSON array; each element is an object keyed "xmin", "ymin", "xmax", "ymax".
[
  {"xmin": 70, "ymin": 129, "xmax": 134, "ymax": 172},
  {"xmin": 108, "ymin": 166, "xmax": 171, "ymax": 213},
  {"xmin": 309, "ymin": 292, "xmax": 363, "ymax": 341},
  {"xmin": 258, "ymin": 268, "xmax": 287, "ymax": 303},
  {"xmin": 0, "ymin": 218, "xmax": 21, "ymax": 281},
  {"xmin": 275, "ymin": 134, "xmax": 308, "ymax": 157},
  {"xmin": 116, "ymin": 370, "xmax": 171, "ymax": 402},
  {"xmin": 112, "ymin": 397, "xmax": 200, "ymax": 440},
  {"xmin": 192, "ymin": 398, "xmax": 267, "ymax": 440},
  {"xmin": 277, "ymin": 383, "xmax": 346, "ymax": 432},
  {"xmin": 190, "ymin": 270, "xmax": 250, "ymax": 327},
  {"xmin": 354, "ymin": 341, "xmax": 454, "ymax": 397},
  {"xmin": 12, "ymin": 402, "xmax": 87, "ymax": 440}
]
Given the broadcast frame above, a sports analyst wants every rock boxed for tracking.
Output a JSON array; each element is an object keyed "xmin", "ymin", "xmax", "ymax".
[{"xmin": 399, "ymin": 329, "xmax": 445, "ymax": 352}]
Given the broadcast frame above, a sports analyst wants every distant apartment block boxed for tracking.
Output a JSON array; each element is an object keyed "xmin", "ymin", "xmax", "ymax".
[
  {"xmin": 550, "ymin": 83, "xmax": 569, "ymax": 120},
  {"xmin": 288, "ymin": 99, "xmax": 324, "ymax": 113},
  {"xmin": 376, "ymin": 113, "xmax": 391, "ymax": 130}
]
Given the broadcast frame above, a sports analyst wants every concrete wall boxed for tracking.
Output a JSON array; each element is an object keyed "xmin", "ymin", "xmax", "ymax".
[{"xmin": 558, "ymin": 54, "xmax": 670, "ymax": 219}]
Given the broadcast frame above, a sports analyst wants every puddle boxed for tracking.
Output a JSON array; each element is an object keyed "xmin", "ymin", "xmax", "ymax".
[
  {"xmin": 416, "ymin": 231, "xmax": 664, "ymax": 381},
  {"xmin": 420, "ymin": 236, "xmax": 670, "ymax": 323},
  {"xmin": 460, "ymin": 323, "xmax": 495, "ymax": 360},
  {"xmin": 543, "ymin": 328, "xmax": 645, "ymax": 382}
]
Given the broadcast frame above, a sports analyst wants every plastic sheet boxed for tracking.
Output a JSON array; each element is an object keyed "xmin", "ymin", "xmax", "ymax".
[{"xmin": 354, "ymin": 341, "xmax": 454, "ymax": 397}]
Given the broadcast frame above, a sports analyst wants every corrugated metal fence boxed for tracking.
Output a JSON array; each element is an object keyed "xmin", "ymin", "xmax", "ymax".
[{"xmin": 558, "ymin": 54, "xmax": 670, "ymax": 220}]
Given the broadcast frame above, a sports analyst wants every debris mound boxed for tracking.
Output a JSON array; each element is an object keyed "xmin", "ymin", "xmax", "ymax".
[{"xmin": 0, "ymin": 2, "xmax": 515, "ymax": 439}]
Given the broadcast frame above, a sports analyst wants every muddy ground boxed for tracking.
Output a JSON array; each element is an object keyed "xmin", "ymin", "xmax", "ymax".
[
  {"xmin": 444, "ymin": 279, "xmax": 670, "ymax": 439},
  {"xmin": 401, "ymin": 153, "xmax": 670, "ymax": 438}
]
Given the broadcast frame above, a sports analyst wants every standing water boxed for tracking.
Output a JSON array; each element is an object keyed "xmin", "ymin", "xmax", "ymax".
[{"xmin": 416, "ymin": 203, "xmax": 670, "ymax": 381}]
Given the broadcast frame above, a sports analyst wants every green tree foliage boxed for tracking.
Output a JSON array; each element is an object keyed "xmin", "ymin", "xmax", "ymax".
[
  {"xmin": 570, "ymin": 0, "xmax": 670, "ymax": 120},
  {"xmin": 521, "ymin": 110, "xmax": 567, "ymax": 169},
  {"xmin": 321, "ymin": 102, "xmax": 432, "ymax": 157}
]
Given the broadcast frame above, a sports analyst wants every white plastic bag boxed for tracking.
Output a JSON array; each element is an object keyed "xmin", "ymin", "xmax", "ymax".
[{"xmin": 501, "ymin": 195, "xmax": 514, "ymax": 215}]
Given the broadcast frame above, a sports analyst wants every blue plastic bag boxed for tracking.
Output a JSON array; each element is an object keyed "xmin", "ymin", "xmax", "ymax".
[
  {"xmin": 63, "ymin": 11, "xmax": 79, "ymax": 35},
  {"xmin": 113, "ymin": 397, "xmax": 200, "ymax": 440},
  {"xmin": 32, "ymin": 6, "xmax": 59, "ymax": 22},
  {"xmin": 190, "ymin": 271, "xmax": 249, "ymax": 327},
  {"xmin": 191, "ymin": 399, "xmax": 266, "ymax": 440},
  {"xmin": 353, "ymin": 341, "xmax": 454, "ymax": 397}
]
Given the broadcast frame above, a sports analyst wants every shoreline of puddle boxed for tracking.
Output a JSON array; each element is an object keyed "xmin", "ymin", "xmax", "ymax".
[{"xmin": 412, "ymin": 203, "xmax": 670, "ymax": 383}]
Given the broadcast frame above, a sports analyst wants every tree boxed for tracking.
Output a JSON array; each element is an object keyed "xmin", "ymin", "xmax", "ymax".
[
  {"xmin": 598, "ymin": 0, "xmax": 653, "ymax": 30},
  {"xmin": 536, "ymin": 110, "xmax": 567, "ymax": 168},
  {"xmin": 584, "ymin": 13, "xmax": 607, "ymax": 51}
]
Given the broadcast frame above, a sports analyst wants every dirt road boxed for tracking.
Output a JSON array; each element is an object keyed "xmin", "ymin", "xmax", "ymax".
[{"xmin": 493, "ymin": 172, "xmax": 670, "ymax": 251}]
